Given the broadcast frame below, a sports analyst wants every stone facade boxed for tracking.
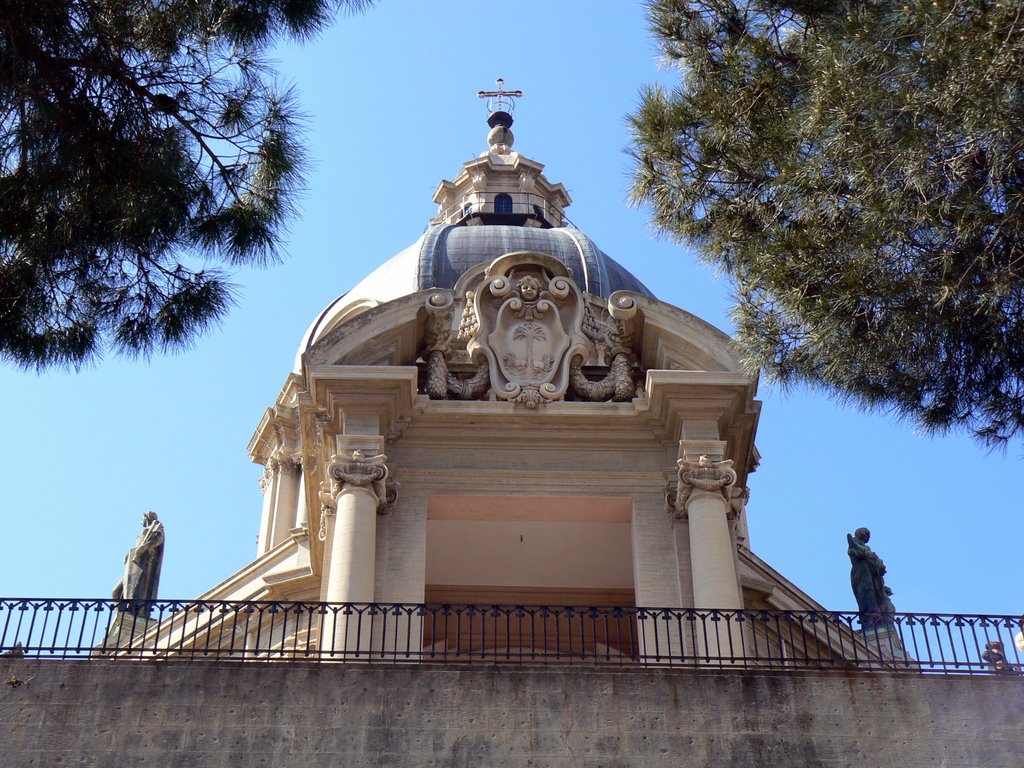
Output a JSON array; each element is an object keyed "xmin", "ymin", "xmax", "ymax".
[{"xmin": 3, "ymin": 659, "xmax": 1022, "ymax": 767}]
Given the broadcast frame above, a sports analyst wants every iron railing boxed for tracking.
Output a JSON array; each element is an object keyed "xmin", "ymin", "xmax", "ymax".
[
  {"xmin": 1, "ymin": 598, "xmax": 1021, "ymax": 675},
  {"xmin": 434, "ymin": 192, "xmax": 576, "ymax": 228}
]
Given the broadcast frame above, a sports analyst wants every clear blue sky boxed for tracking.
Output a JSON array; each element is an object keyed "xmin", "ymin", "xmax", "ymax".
[{"xmin": 1, "ymin": 1, "xmax": 1020, "ymax": 617}]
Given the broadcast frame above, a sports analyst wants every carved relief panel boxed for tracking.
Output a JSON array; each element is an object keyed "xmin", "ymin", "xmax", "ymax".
[
  {"xmin": 469, "ymin": 257, "xmax": 587, "ymax": 406},
  {"xmin": 423, "ymin": 251, "xmax": 641, "ymax": 407}
]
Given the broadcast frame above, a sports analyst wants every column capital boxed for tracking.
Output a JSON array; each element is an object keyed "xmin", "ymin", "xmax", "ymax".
[
  {"xmin": 668, "ymin": 455, "xmax": 737, "ymax": 519},
  {"xmin": 258, "ymin": 464, "xmax": 273, "ymax": 494},
  {"xmin": 327, "ymin": 450, "xmax": 397, "ymax": 514},
  {"xmin": 267, "ymin": 448, "xmax": 302, "ymax": 475}
]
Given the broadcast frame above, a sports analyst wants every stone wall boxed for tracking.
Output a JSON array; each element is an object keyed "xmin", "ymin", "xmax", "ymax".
[{"xmin": 2, "ymin": 659, "xmax": 1021, "ymax": 767}]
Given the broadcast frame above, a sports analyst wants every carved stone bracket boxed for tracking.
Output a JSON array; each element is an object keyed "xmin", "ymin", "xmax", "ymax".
[
  {"xmin": 423, "ymin": 291, "xmax": 454, "ymax": 353},
  {"xmin": 605, "ymin": 292, "xmax": 639, "ymax": 358},
  {"xmin": 669, "ymin": 455, "xmax": 738, "ymax": 518},
  {"xmin": 326, "ymin": 450, "xmax": 396, "ymax": 515},
  {"xmin": 313, "ymin": 407, "xmax": 332, "ymax": 450}
]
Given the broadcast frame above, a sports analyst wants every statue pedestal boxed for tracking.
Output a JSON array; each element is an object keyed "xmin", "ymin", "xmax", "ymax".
[
  {"xmin": 860, "ymin": 625, "xmax": 912, "ymax": 666},
  {"xmin": 99, "ymin": 612, "xmax": 152, "ymax": 654}
]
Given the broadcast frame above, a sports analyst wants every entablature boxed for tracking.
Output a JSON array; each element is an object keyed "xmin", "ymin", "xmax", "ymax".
[{"xmin": 247, "ymin": 373, "xmax": 306, "ymax": 466}]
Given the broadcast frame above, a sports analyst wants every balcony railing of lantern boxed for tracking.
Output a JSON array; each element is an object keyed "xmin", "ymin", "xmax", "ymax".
[
  {"xmin": 1, "ymin": 599, "xmax": 1022, "ymax": 677},
  {"xmin": 434, "ymin": 192, "xmax": 577, "ymax": 229}
]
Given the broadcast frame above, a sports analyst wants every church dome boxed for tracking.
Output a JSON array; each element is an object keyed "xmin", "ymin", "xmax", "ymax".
[
  {"xmin": 296, "ymin": 224, "xmax": 653, "ymax": 369},
  {"xmin": 296, "ymin": 97, "xmax": 653, "ymax": 370},
  {"xmin": 377, "ymin": 223, "xmax": 652, "ymax": 301}
]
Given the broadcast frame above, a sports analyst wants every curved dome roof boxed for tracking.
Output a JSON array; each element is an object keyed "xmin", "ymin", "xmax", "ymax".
[
  {"xmin": 359, "ymin": 224, "xmax": 651, "ymax": 300},
  {"xmin": 296, "ymin": 224, "xmax": 653, "ymax": 369}
]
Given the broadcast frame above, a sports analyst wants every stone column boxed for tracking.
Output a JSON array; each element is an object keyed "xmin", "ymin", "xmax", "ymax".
[
  {"xmin": 256, "ymin": 465, "xmax": 276, "ymax": 554},
  {"xmin": 270, "ymin": 453, "xmax": 302, "ymax": 548},
  {"xmin": 674, "ymin": 452, "xmax": 744, "ymax": 662},
  {"xmin": 320, "ymin": 450, "xmax": 392, "ymax": 658}
]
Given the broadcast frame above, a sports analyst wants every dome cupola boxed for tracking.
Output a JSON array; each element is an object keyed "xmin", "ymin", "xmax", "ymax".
[{"xmin": 431, "ymin": 79, "xmax": 571, "ymax": 230}]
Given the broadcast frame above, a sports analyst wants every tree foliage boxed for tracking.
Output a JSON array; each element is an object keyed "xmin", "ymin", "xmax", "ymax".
[
  {"xmin": 630, "ymin": 0, "xmax": 1024, "ymax": 444},
  {"xmin": 0, "ymin": 0, "xmax": 373, "ymax": 368}
]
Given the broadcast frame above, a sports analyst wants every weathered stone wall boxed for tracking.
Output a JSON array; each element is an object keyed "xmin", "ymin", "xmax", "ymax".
[{"xmin": 2, "ymin": 659, "xmax": 1021, "ymax": 767}]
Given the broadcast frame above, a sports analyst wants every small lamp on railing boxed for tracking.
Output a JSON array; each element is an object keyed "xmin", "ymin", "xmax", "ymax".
[{"xmin": 1015, "ymin": 628, "xmax": 1024, "ymax": 655}]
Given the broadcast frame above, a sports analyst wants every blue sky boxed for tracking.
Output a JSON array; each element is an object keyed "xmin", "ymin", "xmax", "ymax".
[{"xmin": 1, "ymin": 1, "xmax": 1021, "ymax": 618}]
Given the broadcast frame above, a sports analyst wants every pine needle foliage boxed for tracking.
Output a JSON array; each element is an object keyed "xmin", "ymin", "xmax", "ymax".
[
  {"xmin": 0, "ymin": 0, "xmax": 374, "ymax": 368},
  {"xmin": 630, "ymin": 0, "xmax": 1024, "ymax": 445}
]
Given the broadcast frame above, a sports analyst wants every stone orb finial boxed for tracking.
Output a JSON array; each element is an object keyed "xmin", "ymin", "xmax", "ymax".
[{"xmin": 487, "ymin": 125, "xmax": 514, "ymax": 153}]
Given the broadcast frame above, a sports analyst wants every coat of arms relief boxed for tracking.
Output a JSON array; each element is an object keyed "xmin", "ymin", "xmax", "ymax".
[{"xmin": 422, "ymin": 252, "xmax": 640, "ymax": 407}]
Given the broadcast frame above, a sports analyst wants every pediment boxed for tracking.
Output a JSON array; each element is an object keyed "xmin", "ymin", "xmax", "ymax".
[{"xmin": 302, "ymin": 293, "xmax": 425, "ymax": 368}]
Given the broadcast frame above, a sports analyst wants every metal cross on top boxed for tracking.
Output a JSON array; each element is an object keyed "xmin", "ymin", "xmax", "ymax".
[{"xmin": 477, "ymin": 78, "xmax": 523, "ymax": 114}]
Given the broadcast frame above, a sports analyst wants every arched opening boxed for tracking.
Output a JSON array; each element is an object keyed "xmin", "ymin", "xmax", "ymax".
[{"xmin": 493, "ymin": 193, "xmax": 513, "ymax": 215}]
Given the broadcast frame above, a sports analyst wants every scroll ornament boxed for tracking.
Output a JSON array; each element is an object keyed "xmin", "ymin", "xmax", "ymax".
[
  {"xmin": 567, "ymin": 292, "xmax": 638, "ymax": 402},
  {"xmin": 424, "ymin": 291, "xmax": 489, "ymax": 401},
  {"xmin": 672, "ymin": 455, "xmax": 738, "ymax": 517},
  {"xmin": 259, "ymin": 448, "xmax": 301, "ymax": 493},
  {"xmin": 268, "ymin": 448, "xmax": 301, "ymax": 475},
  {"xmin": 317, "ymin": 451, "xmax": 396, "ymax": 541}
]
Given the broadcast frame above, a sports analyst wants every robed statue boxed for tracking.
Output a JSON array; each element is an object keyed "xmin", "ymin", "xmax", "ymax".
[
  {"xmin": 112, "ymin": 511, "xmax": 165, "ymax": 617},
  {"xmin": 847, "ymin": 527, "xmax": 895, "ymax": 630}
]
